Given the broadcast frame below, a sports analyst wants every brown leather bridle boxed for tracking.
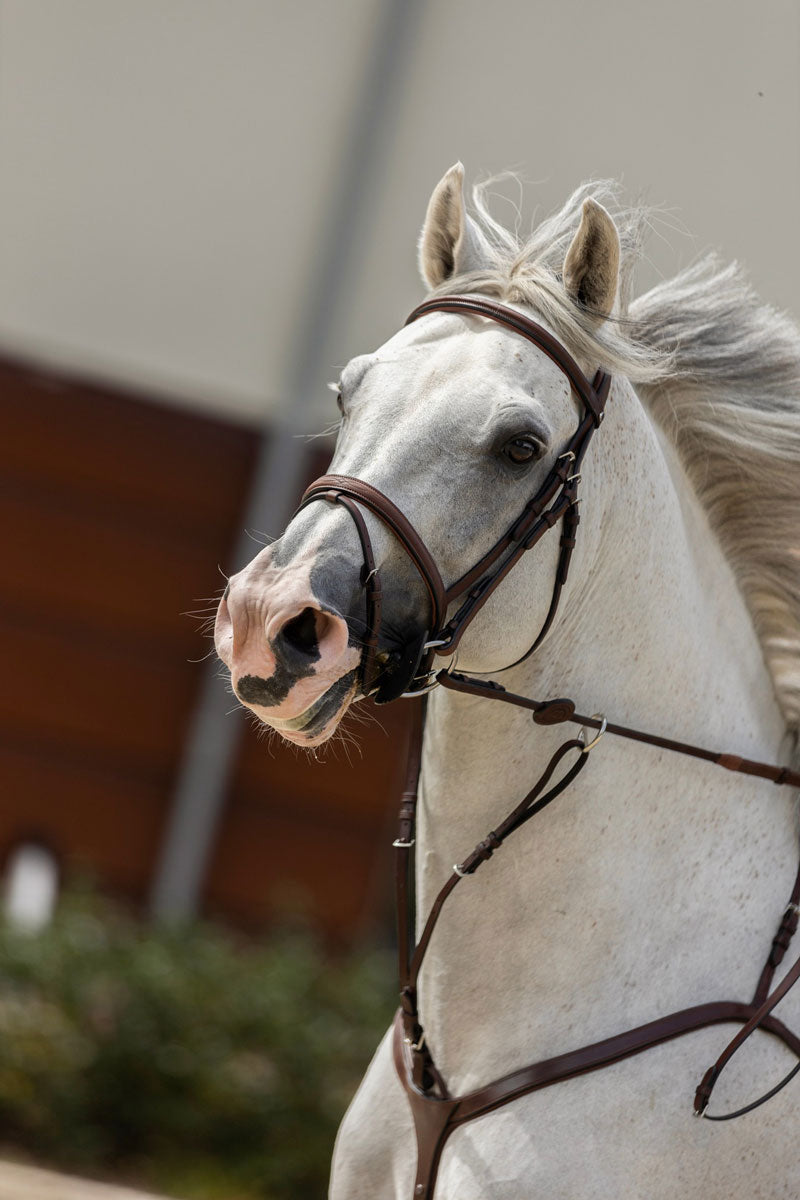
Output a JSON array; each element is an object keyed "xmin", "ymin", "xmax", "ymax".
[
  {"xmin": 299, "ymin": 297, "xmax": 800, "ymax": 1199},
  {"xmin": 300, "ymin": 296, "xmax": 611, "ymax": 699}
]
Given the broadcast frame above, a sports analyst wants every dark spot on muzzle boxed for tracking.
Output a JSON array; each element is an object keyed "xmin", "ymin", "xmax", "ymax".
[
  {"xmin": 269, "ymin": 529, "xmax": 431, "ymax": 704},
  {"xmin": 236, "ymin": 657, "xmax": 315, "ymax": 708}
]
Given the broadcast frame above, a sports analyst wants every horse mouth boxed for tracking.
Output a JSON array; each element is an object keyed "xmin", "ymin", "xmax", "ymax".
[{"xmin": 256, "ymin": 670, "xmax": 358, "ymax": 746}]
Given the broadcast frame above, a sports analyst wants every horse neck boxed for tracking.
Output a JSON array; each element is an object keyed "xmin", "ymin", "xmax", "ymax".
[{"xmin": 414, "ymin": 377, "xmax": 796, "ymax": 1091}]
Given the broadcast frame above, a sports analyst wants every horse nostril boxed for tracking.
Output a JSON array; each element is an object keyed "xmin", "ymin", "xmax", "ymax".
[{"xmin": 281, "ymin": 607, "xmax": 320, "ymax": 658}]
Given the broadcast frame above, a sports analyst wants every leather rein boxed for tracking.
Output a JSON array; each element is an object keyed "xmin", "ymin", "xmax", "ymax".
[{"xmin": 299, "ymin": 296, "xmax": 800, "ymax": 1199}]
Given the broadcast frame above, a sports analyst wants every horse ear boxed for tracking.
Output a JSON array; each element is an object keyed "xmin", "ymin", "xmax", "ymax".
[
  {"xmin": 563, "ymin": 198, "xmax": 620, "ymax": 322},
  {"xmin": 418, "ymin": 163, "xmax": 492, "ymax": 289}
]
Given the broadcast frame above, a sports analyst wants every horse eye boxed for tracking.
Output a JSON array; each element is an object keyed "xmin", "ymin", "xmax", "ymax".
[
  {"xmin": 503, "ymin": 435, "xmax": 541, "ymax": 465},
  {"xmin": 336, "ymin": 391, "xmax": 344, "ymax": 415}
]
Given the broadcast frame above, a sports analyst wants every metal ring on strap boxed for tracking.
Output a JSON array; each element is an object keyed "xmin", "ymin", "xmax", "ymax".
[{"xmin": 579, "ymin": 713, "xmax": 607, "ymax": 753}]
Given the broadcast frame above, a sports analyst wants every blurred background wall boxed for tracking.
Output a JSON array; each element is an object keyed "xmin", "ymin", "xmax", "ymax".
[{"xmin": 1, "ymin": 0, "xmax": 798, "ymax": 940}]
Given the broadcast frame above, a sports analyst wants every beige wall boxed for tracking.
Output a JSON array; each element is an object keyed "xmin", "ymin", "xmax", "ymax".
[
  {"xmin": 0, "ymin": 0, "xmax": 381, "ymax": 419},
  {"xmin": 1, "ymin": 0, "xmax": 798, "ymax": 424},
  {"xmin": 339, "ymin": 0, "xmax": 800, "ymax": 387}
]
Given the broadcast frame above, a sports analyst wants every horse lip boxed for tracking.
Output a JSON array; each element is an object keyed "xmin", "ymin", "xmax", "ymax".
[
  {"xmin": 268, "ymin": 689, "xmax": 334, "ymax": 732},
  {"xmin": 265, "ymin": 670, "xmax": 358, "ymax": 736}
]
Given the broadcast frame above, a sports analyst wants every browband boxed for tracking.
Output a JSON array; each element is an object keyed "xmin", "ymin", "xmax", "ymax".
[{"xmin": 406, "ymin": 295, "xmax": 608, "ymax": 426}]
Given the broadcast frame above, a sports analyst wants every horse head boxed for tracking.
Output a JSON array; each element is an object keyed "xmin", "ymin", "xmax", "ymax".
[{"xmin": 215, "ymin": 164, "xmax": 621, "ymax": 746}]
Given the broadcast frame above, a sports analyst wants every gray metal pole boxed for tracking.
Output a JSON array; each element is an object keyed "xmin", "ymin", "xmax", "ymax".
[{"xmin": 150, "ymin": 0, "xmax": 425, "ymax": 921}]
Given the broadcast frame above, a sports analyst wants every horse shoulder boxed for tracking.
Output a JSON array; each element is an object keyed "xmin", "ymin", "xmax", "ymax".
[{"xmin": 329, "ymin": 1026, "xmax": 416, "ymax": 1200}]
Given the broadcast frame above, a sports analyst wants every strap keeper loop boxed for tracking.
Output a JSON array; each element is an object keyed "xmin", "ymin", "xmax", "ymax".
[
  {"xmin": 455, "ymin": 830, "xmax": 502, "ymax": 877},
  {"xmin": 769, "ymin": 906, "xmax": 800, "ymax": 967},
  {"xmin": 400, "ymin": 986, "xmax": 418, "ymax": 1019},
  {"xmin": 693, "ymin": 1065, "xmax": 718, "ymax": 1116}
]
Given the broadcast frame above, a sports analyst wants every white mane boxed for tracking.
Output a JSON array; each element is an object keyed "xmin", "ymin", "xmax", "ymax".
[{"xmin": 432, "ymin": 179, "xmax": 800, "ymax": 734}]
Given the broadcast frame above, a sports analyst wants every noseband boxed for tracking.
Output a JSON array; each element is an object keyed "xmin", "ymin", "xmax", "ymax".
[
  {"xmin": 299, "ymin": 296, "xmax": 611, "ymax": 699},
  {"xmin": 298, "ymin": 296, "xmax": 800, "ymax": 1199}
]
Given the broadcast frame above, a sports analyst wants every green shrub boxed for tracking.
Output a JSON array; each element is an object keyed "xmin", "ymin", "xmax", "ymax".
[{"xmin": 0, "ymin": 890, "xmax": 396, "ymax": 1199}]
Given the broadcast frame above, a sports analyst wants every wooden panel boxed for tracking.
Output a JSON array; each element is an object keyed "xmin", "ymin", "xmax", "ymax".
[
  {"xmin": 208, "ymin": 697, "xmax": 411, "ymax": 934},
  {"xmin": 235, "ymin": 694, "xmax": 413, "ymax": 821},
  {"xmin": 204, "ymin": 790, "xmax": 388, "ymax": 935},
  {"xmin": 0, "ymin": 742, "xmax": 164, "ymax": 893},
  {"xmin": 0, "ymin": 355, "xmax": 254, "ymax": 917},
  {"xmin": 0, "ymin": 353, "xmax": 411, "ymax": 937},
  {"xmin": 1, "ymin": 483, "xmax": 223, "ymax": 651},
  {"xmin": 0, "ymin": 358, "xmax": 257, "ymax": 540},
  {"xmin": 0, "ymin": 615, "xmax": 195, "ymax": 773}
]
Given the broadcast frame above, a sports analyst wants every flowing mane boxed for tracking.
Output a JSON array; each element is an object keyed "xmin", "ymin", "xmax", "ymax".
[{"xmin": 431, "ymin": 179, "xmax": 800, "ymax": 734}]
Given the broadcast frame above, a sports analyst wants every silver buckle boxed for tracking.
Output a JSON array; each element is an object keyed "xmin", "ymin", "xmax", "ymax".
[{"xmin": 393, "ymin": 838, "xmax": 415, "ymax": 848}]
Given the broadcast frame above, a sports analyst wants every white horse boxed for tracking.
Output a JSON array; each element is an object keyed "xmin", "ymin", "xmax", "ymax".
[{"xmin": 215, "ymin": 164, "xmax": 800, "ymax": 1198}]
